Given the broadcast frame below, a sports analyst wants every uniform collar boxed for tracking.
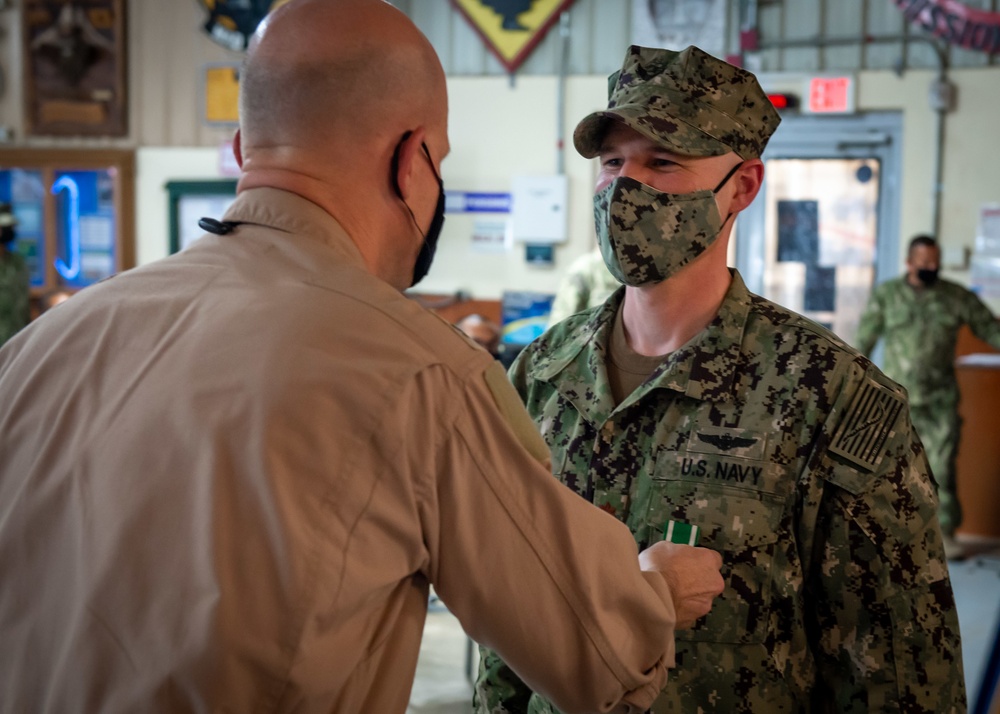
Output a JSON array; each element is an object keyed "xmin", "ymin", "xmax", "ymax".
[
  {"xmin": 221, "ymin": 187, "xmax": 367, "ymax": 268},
  {"xmin": 531, "ymin": 287, "xmax": 622, "ymax": 424},
  {"xmin": 533, "ymin": 271, "xmax": 752, "ymax": 424},
  {"xmin": 644, "ymin": 270, "xmax": 750, "ymax": 403}
]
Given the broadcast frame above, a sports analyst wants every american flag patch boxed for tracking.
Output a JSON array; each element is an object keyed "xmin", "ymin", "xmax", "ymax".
[{"xmin": 829, "ymin": 378, "xmax": 905, "ymax": 471}]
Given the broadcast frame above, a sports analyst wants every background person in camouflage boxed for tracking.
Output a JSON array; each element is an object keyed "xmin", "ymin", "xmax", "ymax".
[
  {"xmin": 547, "ymin": 248, "xmax": 619, "ymax": 326},
  {"xmin": 856, "ymin": 234, "xmax": 1000, "ymax": 551},
  {"xmin": 474, "ymin": 45, "xmax": 966, "ymax": 713},
  {"xmin": 0, "ymin": 203, "xmax": 29, "ymax": 348}
]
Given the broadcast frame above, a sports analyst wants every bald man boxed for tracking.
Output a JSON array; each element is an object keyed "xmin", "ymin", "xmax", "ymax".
[{"xmin": 0, "ymin": 2, "xmax": 724, "ymax": 713}]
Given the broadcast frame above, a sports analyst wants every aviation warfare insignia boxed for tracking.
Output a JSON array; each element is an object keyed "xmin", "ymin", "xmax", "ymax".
[
  {"xmin": 686, "ymin": 426, "xmax": 766, "ymax": 461},
  {"xmin": 697, "ymin": 432, "xmax": 758, "ymax": 451}
]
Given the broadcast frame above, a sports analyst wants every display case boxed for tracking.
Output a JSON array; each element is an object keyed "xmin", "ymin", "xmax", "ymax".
[{"xmin": 0, "ymin": 149, "xmax": 135, "ymax": 313}]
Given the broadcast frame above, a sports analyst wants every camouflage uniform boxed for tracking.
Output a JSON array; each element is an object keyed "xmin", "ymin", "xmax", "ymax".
[
  {"xmin": 475, "ymin": 44, "xmax": 965, "ymax": 714},
  {"xmin": 548, "ymin": 249, "xmax": 620, "ymax": 326},
  {"xmin": 856, "ymin": 276, "xmax": 1000, "ymax": 536},
  {"xmin": 0, "ymin": 248, "xmax": 30, "ymax": 348},
  {"xmin": 475, "ymin": 271, "xmax": 966, "ymax": 713}
]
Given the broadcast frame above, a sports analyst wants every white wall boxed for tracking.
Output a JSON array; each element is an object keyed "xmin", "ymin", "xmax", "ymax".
[
  {"xmin": 132, "ymin": 75, "xmax": 611, "ymax": 301},
  {"xmin": 135, "ymin": 147, "xmax": 228, "ymax": 266},
  {"xmin": 415, "ymin": 75, "xmax": 604, "ymax": 299},
  {"xmin": 131, "ymin": 66, "xmax": 1000, "ymax": 309}
]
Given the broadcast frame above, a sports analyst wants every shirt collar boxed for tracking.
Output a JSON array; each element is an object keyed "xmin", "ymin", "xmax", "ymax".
[
  {"xmin": 533, "ymin": 271, "xmax": 752, "ymax": 422},
  {"xmin": 221, "ymin": 187, "xmax": 367, "ymax": 268},
  {"xmin": 531, "ymin": 288, "xmax": 623, "ymax": 425}
]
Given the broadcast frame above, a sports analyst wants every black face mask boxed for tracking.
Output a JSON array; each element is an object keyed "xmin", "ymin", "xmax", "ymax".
[
  {"xmin": 391, "ymin": 132, "xmax": 446, "ymax": 287},
  {"xmin": 917, "ymin": 268, "xmax": 939, "ymax": 286}
]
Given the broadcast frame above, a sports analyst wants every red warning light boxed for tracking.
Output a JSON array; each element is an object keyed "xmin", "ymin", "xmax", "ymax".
[{"xmin": 767, "ymin": 93, "xmax": 798, "ymax": 110}]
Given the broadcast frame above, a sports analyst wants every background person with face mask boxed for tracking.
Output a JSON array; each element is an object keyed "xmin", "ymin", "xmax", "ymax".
[
  {"xmin": 0, "ymin": 203, "xmax": 29, "ymax": 348},
  {"xmin": 475, "ymin": 45, "xmax": 966, "ymax": 714},
  {"xmin": 0, "ymin": 3, "xmax": 728, "ymax": 712},
  {"xmin": 857, "ymin": 234, "xmax": 1000, "ymax": 558}
]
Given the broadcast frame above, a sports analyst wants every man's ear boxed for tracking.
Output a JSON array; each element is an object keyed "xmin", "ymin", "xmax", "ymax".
[
  {"xmin": 391, "ymin": 127, "xmax": 427, "ymax": 200},
  {"xmin": 730, "ymin": 159, "xmax": 764, "ymax": 212}
]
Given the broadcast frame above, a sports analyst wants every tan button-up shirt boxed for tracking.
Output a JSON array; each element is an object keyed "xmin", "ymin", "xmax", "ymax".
[{"xmin": 0, "ymin": 188, "xmax": 676, "ymax": 714}]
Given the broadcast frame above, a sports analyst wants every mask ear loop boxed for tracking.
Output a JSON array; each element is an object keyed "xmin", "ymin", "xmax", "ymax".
[
  {"xmin": 713, "ymin": 161, "xmax": 744, "ymax": 229},
  {"xmin": 712, "ymin": 161, "xmax": 744, "ymax": 194},
  {"xmin": 421, "ymin": 143, "xmax": 442, "ymax": 184},
  {"xmin": 391, "ymin": 130, "xmax": 443, "ymax": 233},
  {"xmin": 390, "ymin": 130, "xmax": 414, "ymax": 196}
]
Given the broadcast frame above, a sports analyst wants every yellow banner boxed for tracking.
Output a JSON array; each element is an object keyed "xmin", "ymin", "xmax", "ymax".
[
  {"xmin": 450, "ymin": 0, "xmax": 578, "ymax": 72},
  {"xmin": 205, "ymin": 65, "xmax": 240, "ymax": 124}
]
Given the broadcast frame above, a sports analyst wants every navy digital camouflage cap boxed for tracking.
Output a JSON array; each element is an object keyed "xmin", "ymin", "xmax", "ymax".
[{"xmin": 574, "ymin": 45, "xmax": 781, "ymax": 160}]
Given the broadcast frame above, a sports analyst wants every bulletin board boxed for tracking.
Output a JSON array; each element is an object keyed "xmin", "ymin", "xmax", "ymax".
[{"xmin": 165, "ymin": 180, "xmax": 238, "ymax": 254}]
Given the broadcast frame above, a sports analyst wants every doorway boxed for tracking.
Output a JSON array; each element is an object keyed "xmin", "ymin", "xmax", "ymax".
[{"xmin": 735, "ymin": 112, "xmax": 902, "ymax": 347}]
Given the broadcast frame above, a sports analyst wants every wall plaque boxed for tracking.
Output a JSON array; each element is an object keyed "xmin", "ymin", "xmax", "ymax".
[{"xmin": 23, "ymin": 0, "xmax": 127, "ymax": 137}]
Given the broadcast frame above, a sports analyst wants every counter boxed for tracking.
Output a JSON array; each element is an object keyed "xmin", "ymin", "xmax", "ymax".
[{"xmin": 954, "ymin": 326, "xmax": 1000, "ymax": 541}]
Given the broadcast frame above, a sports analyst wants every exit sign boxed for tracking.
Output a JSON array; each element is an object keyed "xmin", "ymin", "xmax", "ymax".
[{"xmin": 807, "ymin": 76, "xmax": 855, "ymax": 114}]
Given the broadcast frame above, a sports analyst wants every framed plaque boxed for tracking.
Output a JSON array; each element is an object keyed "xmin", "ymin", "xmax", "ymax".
[{"xmin": 22, "ymin": 0, "xmax": 127, "ymax": 137}]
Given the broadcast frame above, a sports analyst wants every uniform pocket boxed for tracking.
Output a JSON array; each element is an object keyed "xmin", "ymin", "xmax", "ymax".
[
  {"xmin": 639, "ymin": 449, "xmax": 790, "ymax": 644},
  {"xmin": 885, "ymin": 579, "xmax": 964, "ymax": 711}
]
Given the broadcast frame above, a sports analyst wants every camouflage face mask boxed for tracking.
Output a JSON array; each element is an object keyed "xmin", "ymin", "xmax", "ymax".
[{"xmin": 593, "ymin": 162, "xmax": 741, "ymax": 287}]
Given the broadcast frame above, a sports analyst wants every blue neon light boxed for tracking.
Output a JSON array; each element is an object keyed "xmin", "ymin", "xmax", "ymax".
[{"xmin": 52, "ymin": 175, "xmax": 81, "ymax": 281}]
